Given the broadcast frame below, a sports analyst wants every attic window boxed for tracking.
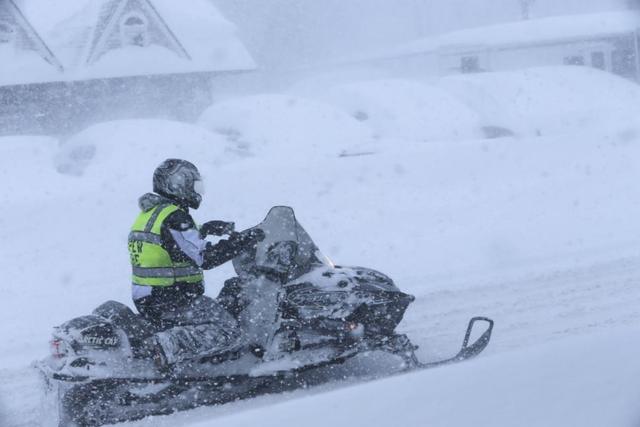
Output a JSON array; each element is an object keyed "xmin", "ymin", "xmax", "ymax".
[
  {"xmin": 120, "ymin": 14, "xmax": 148, "ymax": 47},
  {"xmin": 0, "ymin": 22, "xmax": 15, "ymax": 44}
]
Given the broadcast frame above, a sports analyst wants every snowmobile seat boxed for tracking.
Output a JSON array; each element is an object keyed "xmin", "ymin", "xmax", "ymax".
[{"xmin": 93, "ymin": 301, "xmax": 156, "ymax": 348}]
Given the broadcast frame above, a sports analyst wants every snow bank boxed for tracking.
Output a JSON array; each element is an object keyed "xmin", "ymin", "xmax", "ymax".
[
  {"xmin": 440, "ymin": 66, "xmax": 640, "ymax": 136},
  {"xmin": 198, "ymin": 94, "xmax": 374, "ymax": 158},
  {"xmin": 181, "ymin": 326, "xmax": 640, "ymax": 427},
  {"xmin": 56, "ymin": 119, "xmax": 230, "ymax": 183},
  {"xmin": 314, "ymin": 79, "xmax": 483, "ymax": 141}
]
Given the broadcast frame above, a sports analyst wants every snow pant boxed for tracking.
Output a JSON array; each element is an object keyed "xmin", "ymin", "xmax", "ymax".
[{"xmin": 136, "ymin": 295, "xmax": 242, "ymax": 365}]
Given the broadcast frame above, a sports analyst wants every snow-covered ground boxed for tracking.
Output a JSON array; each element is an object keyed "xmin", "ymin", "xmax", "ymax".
[{"xmin": 1, "ymin": 68, "xmax": 639, "ymax": 426}]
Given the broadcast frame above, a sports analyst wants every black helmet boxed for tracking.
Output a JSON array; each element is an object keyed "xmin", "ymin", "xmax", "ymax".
[{"xmin": 153, "ymin": 159, "xmax": 204, "ymax": 209}]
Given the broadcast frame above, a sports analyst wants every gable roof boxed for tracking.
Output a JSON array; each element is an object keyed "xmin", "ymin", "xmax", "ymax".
[
  {"xmin": 2, "ymin": 0, "xmax": 255, "ymax": 86},
  {"xmin": 82, "ymin": 0, "xmax": 190, "ymax": 66}
]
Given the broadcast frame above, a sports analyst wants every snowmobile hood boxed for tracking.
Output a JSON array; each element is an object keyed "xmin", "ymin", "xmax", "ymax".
[{"xmin": 138, "ymin": 193, "xmax": 175, "ymax": 212}]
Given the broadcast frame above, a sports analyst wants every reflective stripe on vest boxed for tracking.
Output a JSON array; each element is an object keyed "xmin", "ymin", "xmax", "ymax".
[
  {"xmin": 129, "ymin": 203, "xmax": 204, "ymax": 287},
  {"xmin": 128, "ymin": 231, "xmax": 162, "ymax": 245},
  {"xmin": 132, "ymin": 266, "xmax": 202, "ymax": 278}
]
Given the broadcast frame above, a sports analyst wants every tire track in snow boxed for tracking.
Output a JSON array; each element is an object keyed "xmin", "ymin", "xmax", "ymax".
[{"xmin": 402, "ymin": 256, "xmax": 640, "ymax": 360}]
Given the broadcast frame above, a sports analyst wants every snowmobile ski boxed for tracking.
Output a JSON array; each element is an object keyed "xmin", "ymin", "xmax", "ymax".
[{"xmin": 414, "ymin": 317, "xmax": 494, "ymax": 369}]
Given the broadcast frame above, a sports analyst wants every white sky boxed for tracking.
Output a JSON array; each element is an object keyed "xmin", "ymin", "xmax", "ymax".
[{"xmin": 212, "ymin": 0, "xmax": 630, "ymax": 67}]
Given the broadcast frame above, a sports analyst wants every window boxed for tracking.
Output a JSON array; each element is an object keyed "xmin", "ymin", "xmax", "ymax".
[
  {"xmin": 0, "ymin": 21, "xmax": 15, "ymax": 44},
  {"xmin": 611, "ymin": 49, "xmax": 636, "ymax": 79},
  {"xmin": 591, "ymin": 51, "xmax": 605, "ymax": 70},
  {"xmin": 120, "ymin": 13, "xmax": 148, "ymax": 47},
  {"xmin": 563, "ymin": 55, "xmax": 585, "ymax": 66},
  {"xmin": 461, "ymin": 56, "xmax": 480, "ymax": 73}
]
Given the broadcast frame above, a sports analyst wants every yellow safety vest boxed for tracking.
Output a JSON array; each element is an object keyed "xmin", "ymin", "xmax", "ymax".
[{"xmin": 128, "ymin": 204, "xmax": 204, "ymax": 287}]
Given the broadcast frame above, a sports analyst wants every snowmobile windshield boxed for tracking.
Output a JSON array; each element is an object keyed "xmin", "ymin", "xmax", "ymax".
[{"xmin": 232, "ymin": 206, "xmax": 332, "ymax": 280}]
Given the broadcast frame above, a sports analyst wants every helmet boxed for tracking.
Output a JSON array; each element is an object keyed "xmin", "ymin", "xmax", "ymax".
[{"xmin": 153, "ymin": 159, "xmax": 204, "ymax": 209}]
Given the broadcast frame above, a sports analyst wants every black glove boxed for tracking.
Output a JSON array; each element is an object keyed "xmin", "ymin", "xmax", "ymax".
[
  {"xmin": 245, "ymin": 228, "xmax": 266, "ymax": 242},
  {"xmin": 200, "ymin": 221, "xmax": 235, "ymax": 238},
  {"xmin": 202, "ymin": 228, "xmax": 265, "ymax": 269},
  {"xmin": 229, "ymin": 228, "xmax": 266, "ymax": 248}
]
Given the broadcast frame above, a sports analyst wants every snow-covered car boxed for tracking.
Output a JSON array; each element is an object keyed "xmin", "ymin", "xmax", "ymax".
[
  {"xmin": 315, "ymin": 79, "xmax": 484, "ymax": 142},
  {"xmin": 55, "ymin": 119, "xmax": 230, "ymax": 183},
  {"xmin": 198, "ymin": 94, "xmax": 374, "ymax": 159}
]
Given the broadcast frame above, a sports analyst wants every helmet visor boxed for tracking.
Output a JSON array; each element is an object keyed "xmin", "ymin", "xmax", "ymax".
[{"xmin": 194, "ymin": 179, "xmax": 205, "ymax": 196}]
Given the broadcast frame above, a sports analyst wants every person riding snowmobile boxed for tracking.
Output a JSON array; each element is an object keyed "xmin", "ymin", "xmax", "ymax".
[{"xmin": 128, "ymin": 158, "xmax": 264, "ymax": 368}]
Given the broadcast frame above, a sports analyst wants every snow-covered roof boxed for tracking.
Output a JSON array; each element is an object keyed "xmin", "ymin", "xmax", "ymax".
[
  {"xmin": 0, "ymin": 0, "xmax": 63, "ymax": 85},
  {"xmin": 383, "ymin": 12, "xmax": 639, "ymax": 58},
  {"xmin": 0, "ymin": 46, "xmax": 59, "ymax": 86},
  {"xmin": 1, "ymin": 0, "xmax": 256, "ymax": 86}
]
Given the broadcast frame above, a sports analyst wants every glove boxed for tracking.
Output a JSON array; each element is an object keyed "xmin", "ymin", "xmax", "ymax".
[
  {"xmin": 244, "ymin": 228, "xmax": 266, "ymax": 242},
  {"xmin": 229, "ymin": 228, "xmax": 266, "ymax": 249},
  {"xmin": 200, "ymin": 221, "xmax": 235, "ymax": 237}
]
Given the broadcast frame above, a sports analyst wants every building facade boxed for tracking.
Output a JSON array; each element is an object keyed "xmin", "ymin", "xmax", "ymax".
[
  {"xmin": 348, "ymin": 11, "xmax": 639, "ymax": 83},
  {"xmin": 0, "ymin": 0, "xmax": 255, "ymax": 136}
]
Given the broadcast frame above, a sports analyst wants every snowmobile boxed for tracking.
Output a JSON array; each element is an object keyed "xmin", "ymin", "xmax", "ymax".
[{"xmin": 37, "ymin": 206, "xmax": 494, "ymax": 427}]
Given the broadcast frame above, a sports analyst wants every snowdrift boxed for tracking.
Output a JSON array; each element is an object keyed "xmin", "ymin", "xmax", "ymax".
[{"xmin": 440, "ymin": 66, "xmax": 640, "ymax": 137}]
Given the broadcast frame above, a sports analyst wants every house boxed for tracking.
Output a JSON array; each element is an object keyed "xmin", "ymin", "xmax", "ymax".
[
  {"xmin": 349, "ymin": 11, "xmax": 639, "ymax": 82},
  {"xmin": 0, "ymin": 0, "xmax": 256, "ymax": 135}
]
